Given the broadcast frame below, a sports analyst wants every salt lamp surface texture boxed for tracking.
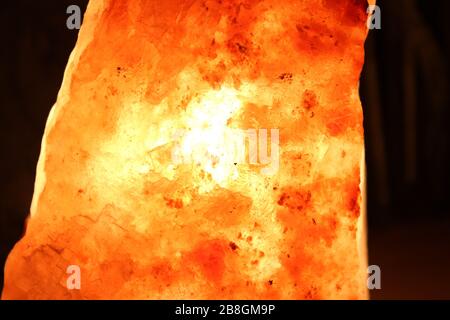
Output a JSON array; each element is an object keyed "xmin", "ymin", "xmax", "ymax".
[{"xmin": 3, "ymin": 0, "xmax": 370, "ymax": 299}]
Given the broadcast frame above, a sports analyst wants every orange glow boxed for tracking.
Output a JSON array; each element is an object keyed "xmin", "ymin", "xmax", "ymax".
[{"xmin": 3, "ymin": 0, "xmax": 371, "ymax": 299}]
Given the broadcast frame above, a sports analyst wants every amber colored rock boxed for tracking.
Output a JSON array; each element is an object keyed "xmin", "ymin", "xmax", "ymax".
[{"xmin": 3, "ymin": 0, "xmax": 371, "ymax": 299}]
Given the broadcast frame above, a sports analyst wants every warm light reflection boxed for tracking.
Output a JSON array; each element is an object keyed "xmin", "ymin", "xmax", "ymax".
[{"xmin": 3, "ymin": 0, "xmax": 371, "ymax": 300}]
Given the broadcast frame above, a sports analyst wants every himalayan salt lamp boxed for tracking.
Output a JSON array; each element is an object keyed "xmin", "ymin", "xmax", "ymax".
[{"xmin": 3, "ymin": 0, "xmax": 371, "ymax": 299}]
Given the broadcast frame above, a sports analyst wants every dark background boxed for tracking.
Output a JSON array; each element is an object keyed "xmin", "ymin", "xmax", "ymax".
[{"xmin": 1, "ymin": 0, "xmax": 449, "ymax": 299}]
